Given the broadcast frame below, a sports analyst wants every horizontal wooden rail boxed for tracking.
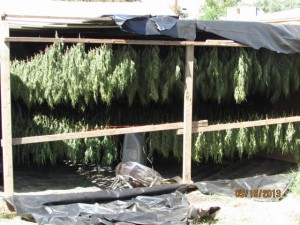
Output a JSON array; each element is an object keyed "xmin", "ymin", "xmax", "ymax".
[
  {"xmin": 177, "ymin": 116, "xmax": 300, "ymax": 135},
  {"xmin": 4, "ymin": 37, "xmax": 247, "ymax": 47},
  {"xmin": 9, "ymin": 120, "xmax": 208, "ymax": 146},
  {"xmin": 3, "ymin": 14, "xmax": 114, "ymax": 21}
]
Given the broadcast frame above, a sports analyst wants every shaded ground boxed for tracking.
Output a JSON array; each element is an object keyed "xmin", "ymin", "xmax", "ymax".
[
  {"xmin": 0, "ymin": 156, "xmax": 299, "ymax": 224},
  {"xmin": 10, "ymin": 162, "xmax": 115, "ymax": 192}
]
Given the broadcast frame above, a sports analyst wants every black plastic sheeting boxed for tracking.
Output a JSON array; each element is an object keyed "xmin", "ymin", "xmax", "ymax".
[
  {"xmin": 5, "ymin": 173, "xmax": 295, "ymax": 225},
  {"xmin": 196, "ymin": 173, "xmax": 295, "ymax": 202},
  {"xmin": 6, "ymin": 184, "xmax": 190, "ymax": 225},
  {"xmin": 109, "ymin": 15, "xmax": 300, "ymax": 54},
  {"xmin": 196, "ymin": 21, "xmax": 300, "ymax": 54}
]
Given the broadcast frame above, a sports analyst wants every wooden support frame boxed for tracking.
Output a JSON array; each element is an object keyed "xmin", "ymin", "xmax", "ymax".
[
  {"xmin": 11, "ymin": 120, "xmax": 208, "ymax": 146},
  {"xmin": 1, "ymin": 18, "xmax": 211, "ymax": 196},
  {"xmin": 0, "ymin": 18, "xmax": 208, "ymax": 194},
  {"xmin": 0, "ymin": 20, "xmax": 14, "ymax": 197},
  {"xmin": 4, "ymin": 14, "xmax": 296, "ymax": 197},
  {"xmin": 5, "ymin": 37, "xmax": 247, "ymax": 47},
  {"xmin": 177, "ymin": 116, "xmax": 300, "ymax": 135},
  {"xmin": 182, "ymin": 45, "xmax": 194, "ymax": 183}
]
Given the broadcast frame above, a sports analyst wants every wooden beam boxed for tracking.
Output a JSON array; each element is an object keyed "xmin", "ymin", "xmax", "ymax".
[
  {"xmin": 11, "ymin": 120, "xmax": 208, "ymax": 146},
  {"xmin": 177, "ymin": 116, "xmax": 300, "ymax": 135},
  {"xmin": 5, "ymin": 37, "xmax": 247, "ymax": 47},
  {"xmin": 182, "ymin": 45, "xmax": 194, "ymax": 183},
  {"xmin": 0, "ymin": 20, "xmax": 14, "ymax": 197},
  {"xmin": 4, "ymin": 14, "xmax": 114, "ymax": 21}
]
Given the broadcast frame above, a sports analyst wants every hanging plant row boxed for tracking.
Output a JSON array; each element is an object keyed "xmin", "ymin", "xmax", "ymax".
[
  {"xmin": 12, "ymin": 110, "xmax": 300, "ymax": 166},
  {"xmin": 194, "ymin": 122, "xmax": 300, "ymax": 164},
  {"xmin": 11, "ymin": 44, "xmax": 300, "ymax": 110},
  {"xmin": 11, "ymin": 43, "xmax": 185, "ymax": 110},
  {"xmin": 13, "ymin": 114, "xmax": 119, "ymax": 166},
  {"xmin": 10, "ymin": 43, "xmax": 300, "ymax": 166},
  {"xmin": 12, "ymin": 102, "xmax": 183, "ymax": 166},
  {"xmin": 194, "ymin": 47, "xmax": 300, "ymax": 103}
]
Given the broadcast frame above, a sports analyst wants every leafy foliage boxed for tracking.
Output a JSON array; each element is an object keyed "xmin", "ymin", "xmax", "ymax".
[
  {"xmin": 10, "ymin": 43, "xmax": 300, "ymax": 166},
  {"xmin": 194, "ymin": 121, "xmax": 300, "ymax": 164},
  {"xmin": 11, "ymin": 44, "xmax": 185, "ymax": 109},
  {"xmin": 13, "ymin": 113, "xmax": 119, "ymax": 166},
  {"xmin": 12, "ymin": 44, "xmax": 300, "ymax": 109},
  {"xmin": 201, "ymin": 0, "xmax": 239, "ymax": 20},
  {"xmin": 194, "ymin": 47, "xmax": 300, "ymax": 104}
]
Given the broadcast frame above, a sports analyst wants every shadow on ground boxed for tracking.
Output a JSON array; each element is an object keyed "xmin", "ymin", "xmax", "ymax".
[{"xmin": 0, "ymin": 156, "xmax": 297, "ymax": 193}]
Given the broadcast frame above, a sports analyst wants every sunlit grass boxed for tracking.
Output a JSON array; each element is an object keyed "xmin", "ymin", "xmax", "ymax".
[
  {"xmin": 0, "ymin": 213, "xmax": 18, "ymax": 220},
  {"xmin": 290, "ymin": 166, "xmax": 300, "ymax": 196}
]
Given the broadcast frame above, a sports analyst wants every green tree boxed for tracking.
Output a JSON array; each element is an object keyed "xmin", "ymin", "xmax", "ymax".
[
  {"xmin": 254, "ymin": 0, "xmax": 300, "ymax": 13},
  {"xmin": 201, "ymin": 0, "xmax": 239, "ymax": 20}
]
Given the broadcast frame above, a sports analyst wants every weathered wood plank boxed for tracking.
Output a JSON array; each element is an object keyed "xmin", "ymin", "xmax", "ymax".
[
  {"xmin": 5, "ymin": 37, "xmax": 247, "ymax": 47},
  {"xmin": 182, "ymin": 45, "xmax": 194, "ymax": 183},
  {"xmin": 177, "ymin": 116, "xmax": 300, "ymax": 135},
  {"xmin": 11, "ymin": 120, "xmax": 208, "ymax": 146},
  {"xmin": 4, "ymin": 14, "xmax": 113, "ymax": 21},
  {"xmin": 0, "ymin": 20, "xmax": 14, "ymax": 197}
]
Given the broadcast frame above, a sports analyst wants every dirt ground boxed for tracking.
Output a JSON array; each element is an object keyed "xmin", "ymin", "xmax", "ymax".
[
  {"xmin": 0, "ymin": 156, "xmax": 299, "ymax": 225},
  {"xmin": 186, "ymin": 191, "xmax": 300, "ymax": 225}
]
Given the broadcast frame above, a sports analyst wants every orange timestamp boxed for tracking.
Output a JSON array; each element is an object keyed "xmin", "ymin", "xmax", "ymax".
[{"xmin": 235, "ymin": 189, "xmax": 282, "ymax": 198}]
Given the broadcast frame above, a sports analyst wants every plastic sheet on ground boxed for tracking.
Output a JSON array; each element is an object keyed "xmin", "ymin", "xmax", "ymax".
[
  {"xmin": 6, "ymin": 184, "xmax": 192, "ymax": 225},
  {"xmin": 195, "ymin": 173, "xmax": 295, "ymax": 202},
  {"xmin": 5, "ymin": 169, "xmax": 296, "ymax": 224}
]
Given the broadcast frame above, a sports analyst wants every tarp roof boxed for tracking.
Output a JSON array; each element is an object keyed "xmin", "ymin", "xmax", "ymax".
[
  {"xmin": 5, "ymin": 14, "xmax": 300, "ymax": 54},
  {"xmin": 113, "ymin": 15, "xmax": 300, "ymax": 54}
]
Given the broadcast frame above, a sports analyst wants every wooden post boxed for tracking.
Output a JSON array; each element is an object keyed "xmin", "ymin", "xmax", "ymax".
[
  {"xmin": 182, "ymin": 45, "xmax": 194, "ymax": 183},
  {"xmin": 1, "ymin": 19, "xmax": 14, "ymax": 197}
]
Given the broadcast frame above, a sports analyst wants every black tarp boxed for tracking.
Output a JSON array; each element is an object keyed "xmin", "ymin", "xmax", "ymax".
[
  {"xmin": 109, "ymin": 15, "xmax": 300, "ymax": 54},
  {"xmin": 5, "ymin": 173, "xmax": 295, "ymax": 225},
  {"xmin": 196, "ymin": 173, "xmax": 295, "ymax": 202},
  {"xmin": 6, "ymin": 184, "xmax": 192, "ymax": 225}
]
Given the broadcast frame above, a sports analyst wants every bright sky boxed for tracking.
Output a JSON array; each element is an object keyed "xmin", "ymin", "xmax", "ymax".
[
  {"xmin": 1, "ymin": 0, "xmax": 206, "ymax": 18},
  {"xmin": 142, "ymin": 0, "xmax": 207, "ymax": 18},
  {"xmin": 178, "ymin": 0, "xmax": 206, "ymax": 18}
]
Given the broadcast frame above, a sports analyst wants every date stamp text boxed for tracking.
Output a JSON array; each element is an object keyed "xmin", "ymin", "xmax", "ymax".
[{"xmin": 235, "ymin": 189, "xmax": 282, "ymax": 198}]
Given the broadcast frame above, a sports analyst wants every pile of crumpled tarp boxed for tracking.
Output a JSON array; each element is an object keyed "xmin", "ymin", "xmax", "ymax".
[{"xmin": 110, "ymin": 161, "xmax": 182, "ymax": 189}]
